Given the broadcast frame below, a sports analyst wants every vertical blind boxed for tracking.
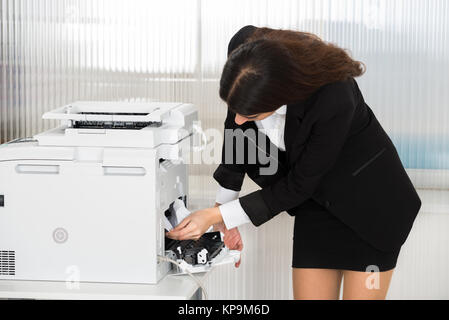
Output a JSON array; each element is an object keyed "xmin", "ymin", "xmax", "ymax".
[{"xmin": 1, "ymin": 0, "xmax": 448, "ymax": 299}]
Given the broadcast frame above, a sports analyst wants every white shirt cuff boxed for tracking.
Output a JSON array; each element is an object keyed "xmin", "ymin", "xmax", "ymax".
[
  {"xmin": 219, "ymin": 199, "xmax": 251, "ymax": 229},
  {"xmin": 215, "ymin": 186, "xmax": 240, "ymax": 204}
]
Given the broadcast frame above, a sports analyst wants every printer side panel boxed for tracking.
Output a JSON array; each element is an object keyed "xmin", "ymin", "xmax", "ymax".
[
  {"xmin": 156, "ymin": 159, "xmax": 188, "ymax": 273},
  {"xmin": 0, "ymin": 147, "xmax": 164, "ymax": 284}
]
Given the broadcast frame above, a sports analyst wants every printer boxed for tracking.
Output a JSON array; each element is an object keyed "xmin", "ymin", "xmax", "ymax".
[{"xmin": 0, "ymin": 101, "xmax": 238, "ymax": 284}]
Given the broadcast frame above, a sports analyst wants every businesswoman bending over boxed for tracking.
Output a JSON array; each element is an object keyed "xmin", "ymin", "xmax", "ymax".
[{"xmin": 167, "ymin": 26, "xmax": 421, "ymax": 300}]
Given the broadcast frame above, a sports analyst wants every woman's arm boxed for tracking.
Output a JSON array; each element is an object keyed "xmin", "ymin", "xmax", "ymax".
[
  {"xmin": 227, "ymin": 25, "xmax": 257, "ymax": 56},
  {"xmin": 212, "ymin": 25, "xmax": 257, "ymax": 190},
  {"xmin": 213, "ymin": 202, "xmax": 226, "ymax": 233}
]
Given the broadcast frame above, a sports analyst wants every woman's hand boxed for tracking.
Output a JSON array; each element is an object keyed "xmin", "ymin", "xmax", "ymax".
[
  {"xmin": 223, "ymin": 227, "xmax": 243, "ymax": 267},
  {"xmin": 212, "ymin": 222, "xmax": 244, "ymax": 268},
  {"xmin": 213, "ymin": 203, "xmax": 243, "ymax": 268},
  {"xmin": 166, "ymin": 207, "xmax": 223, "ymax": 241},
  {"xmin": 166, "ymin": 203, "xmax": 244, "ymax": 268}
]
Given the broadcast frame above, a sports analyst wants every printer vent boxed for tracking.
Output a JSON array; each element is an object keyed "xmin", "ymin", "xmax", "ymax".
[{"xmin": 0, "ymin": 250, "xmax": 15, "ymax": 275}]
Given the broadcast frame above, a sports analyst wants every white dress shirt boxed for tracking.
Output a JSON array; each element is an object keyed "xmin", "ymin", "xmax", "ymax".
[{"xmin": 216, "ymin": 105, "xmax": 287, "ymax": 229}]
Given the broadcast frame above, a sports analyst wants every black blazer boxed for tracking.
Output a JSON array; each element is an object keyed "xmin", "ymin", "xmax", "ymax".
[{"xmin": 213, "ymin": 26, "xmax": 422, "ymax": 252}]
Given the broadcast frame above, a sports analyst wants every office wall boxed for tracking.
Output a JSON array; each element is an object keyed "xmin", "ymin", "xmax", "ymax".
[{"xmin": 1, "ymin": 0, "xmax": 448, "ymax": 299}]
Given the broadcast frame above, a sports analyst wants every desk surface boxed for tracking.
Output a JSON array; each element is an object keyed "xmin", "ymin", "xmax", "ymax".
[{"xmin": 0, "ymin": 271, "xmax": 207, "ymax": 300}]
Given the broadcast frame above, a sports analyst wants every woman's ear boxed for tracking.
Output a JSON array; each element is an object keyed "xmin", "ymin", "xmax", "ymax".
[{"xmin": 234, "ymin": 114, "xmax": 248, "ymax": 125}]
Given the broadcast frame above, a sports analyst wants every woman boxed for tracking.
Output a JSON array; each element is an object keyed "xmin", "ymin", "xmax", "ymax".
[{"xmin": 167, "ymin": 26, "xmax": 421, "ymax": 300}]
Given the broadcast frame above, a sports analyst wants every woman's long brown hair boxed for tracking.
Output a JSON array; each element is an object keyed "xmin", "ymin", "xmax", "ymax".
[{"xmin": 219, "ymin": 27, "xmax": 365, "ymax": 115}]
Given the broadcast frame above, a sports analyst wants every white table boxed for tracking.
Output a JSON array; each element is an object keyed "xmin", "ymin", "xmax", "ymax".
[{"xmin": 0, "ymin": 271, "xmax": 207, "ymax": 300}]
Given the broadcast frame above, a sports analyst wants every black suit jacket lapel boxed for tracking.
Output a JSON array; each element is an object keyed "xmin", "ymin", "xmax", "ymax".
[{"xmin": 284, "ymin": 101, "xmax": 306, "ymax": 165}]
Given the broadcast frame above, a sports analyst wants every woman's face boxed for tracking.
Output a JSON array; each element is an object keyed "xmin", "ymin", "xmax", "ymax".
[{"xmin": 234, "ymin": 111, "xmax": 275, "ymax": 125}]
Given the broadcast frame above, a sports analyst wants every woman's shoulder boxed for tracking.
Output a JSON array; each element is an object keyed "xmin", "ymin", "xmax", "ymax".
[
  {"xmin": 311, "ymin": 78, "xmax": 359, "ymax": 116},
  {"xmin": 227, "ymin": 25, "xmax": 258, "ymax": 56},
  {"xmin": 319, "ymin": 77, "xmax": 356, "ymax": 97}
]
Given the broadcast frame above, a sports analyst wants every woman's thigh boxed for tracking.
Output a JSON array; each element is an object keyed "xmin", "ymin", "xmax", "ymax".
[
  {"xmin": 342, "ymin": 269, "xmax": 394, "ymax": 300},
  {"xmin": 292, "ymin": 268, "xmax": 343, "ymax": 300}
]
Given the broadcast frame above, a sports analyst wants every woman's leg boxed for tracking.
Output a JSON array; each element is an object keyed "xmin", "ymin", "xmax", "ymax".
[
  {"xmin": 292, "ymin": 268, "xmax": 343, "ymax": 300},
  {"xmin": 342, "ymin": 269, "xmax": 394, "ymax": 300}
]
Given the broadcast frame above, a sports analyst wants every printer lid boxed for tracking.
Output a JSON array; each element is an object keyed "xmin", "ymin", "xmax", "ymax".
[
  {"xmin": 42, "ymin": 101, "xmax": 183, "ymax": 123},
  {"xmin": 35, "ymin": 101, "xmax": 198, "ymax": 150}
]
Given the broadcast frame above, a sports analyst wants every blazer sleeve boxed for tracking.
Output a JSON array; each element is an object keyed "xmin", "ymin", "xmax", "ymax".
[
  {"xmin": 226, "ymin": 25, "xmax": 257, "ymax": 56},
  {"xmin": 238, "ymin": 80, "xmax": 358, "ymax": 226},
  {"xmin": 213, "ymin": 110, "xmax": 247, "ymax": 191},
  {"xmin": 213, "ymin": 25, "xmax": 257, "ymax": 191}
]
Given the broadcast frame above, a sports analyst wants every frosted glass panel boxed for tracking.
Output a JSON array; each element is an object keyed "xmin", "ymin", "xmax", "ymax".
[
  {"xmin": 1, "ymin": 0, "xmax": 198, "ymax": 142},
  {"xmin": 201, "ymin": 0, "xmax": 449, "ymax": 171},
  {"xmin": 2, "ymin": 0, "xmax": 448, "ymax": 171}
]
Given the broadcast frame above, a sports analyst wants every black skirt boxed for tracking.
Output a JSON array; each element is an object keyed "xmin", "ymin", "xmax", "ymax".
[{"xmin": 292, "ymin": 199, "xmax": 400, "ymax": 272}]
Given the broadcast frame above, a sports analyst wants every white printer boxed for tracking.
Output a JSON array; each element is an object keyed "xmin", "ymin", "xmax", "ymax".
[{"xmin": 0, "ymin": 101, "xmax": 238, "ymax": 285}]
